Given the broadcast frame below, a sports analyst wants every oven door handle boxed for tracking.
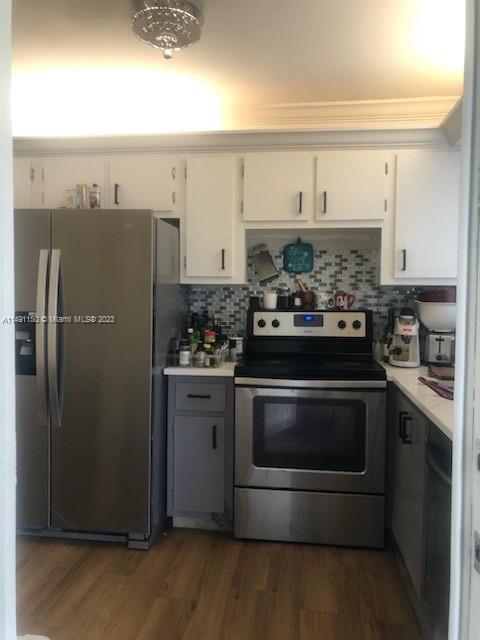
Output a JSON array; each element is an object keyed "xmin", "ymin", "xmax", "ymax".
[{"xmin": 234, "ymin": 377, "xmax": 387, "ymax": 389}]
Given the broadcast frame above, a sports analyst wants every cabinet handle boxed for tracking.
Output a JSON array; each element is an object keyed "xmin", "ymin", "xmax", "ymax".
[
  {"xmin": 221, "ymin": 249, "xmax": 226, "ymax": 271},
  {"xmin": 212, "ymin": 424, "xmax": 218, "ymax": 450},
  {"xmin": 401, "ymin": 249, "xmax": 407, "ymax": 272},
  {"xmin": 187, "ymin": 394, "xmax": 211, "ymax": 399},
  {"xmin": 322, "ymin": 191, "xmax": 328, "ymax": 214},
  {"xmin": 114, "ymin": 183, "xmax": 120, "ymax": 206},
  {"xmin": 398, "ymin": 411, "xmax": 408, "ymax": 438},
  {"xmin": 401, "ymin": 414, "xmax": 413, "ymax": 445},
  {"xmin": 172, "ymin": 191, "xmax": 176, "ymax": 205},
  {"xmin": 298, "ymin": 191, "xmax": 303, "ymax": 215}
]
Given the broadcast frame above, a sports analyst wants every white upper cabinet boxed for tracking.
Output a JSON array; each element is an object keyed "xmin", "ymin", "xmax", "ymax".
[
  {"xmin": 315, "ymin": 150, "xmax": 392, "ymax": 221},
  {"xmin": 242, "ymin": 152, "xmax": 314, "ymax": 221},
  {"xmin": 394, "ymin": 150, "xmax": 460, "ymax": 279},
  {"xmin": 14, "ymin": 158, "xmax": 33, "ymax": 208},
  {"xmin": 43, "ymin": 156, "xmax": 108, "ymax": 209},
  {"xmin": 109, "ymin": 155, "xmax": 179, "ymax": 212},
  {"xmin": 185, "ymin": 156, "xmax": 235, "ymax": 278}
]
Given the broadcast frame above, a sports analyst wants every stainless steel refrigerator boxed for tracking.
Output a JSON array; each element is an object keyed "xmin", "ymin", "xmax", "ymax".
[{"xmin": 14, "ymin": 209, "xmax": 184, "ymax": 548}]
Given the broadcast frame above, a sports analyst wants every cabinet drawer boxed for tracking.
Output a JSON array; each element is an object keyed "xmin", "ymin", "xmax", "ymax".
[{"xmin": 175, "ymin": 382, "xmax": 226, "ymax": 413}]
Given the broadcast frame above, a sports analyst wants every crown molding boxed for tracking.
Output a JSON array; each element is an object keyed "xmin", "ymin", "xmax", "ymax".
[
  {"xmin": 226, "ymin": 97, "xmax": 460, "ymax": 131},
  {"xmin": 441, "ymin": 98, "xmax": 463, "ymax": 146},
  {"xmin": 13, "ymin": 128, "xmax": 452, "ymax": 156},
  {"xmin": 13, "ymin": 96, "xmax": 460, "ymax": 155}
]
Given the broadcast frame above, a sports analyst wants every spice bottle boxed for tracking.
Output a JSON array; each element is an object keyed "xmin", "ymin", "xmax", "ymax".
[{"xmin": 179, "ymin": 340, "xmax": 191, "ymax": 367}]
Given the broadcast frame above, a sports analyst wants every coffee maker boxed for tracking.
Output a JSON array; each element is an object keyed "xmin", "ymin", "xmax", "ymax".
[{"xmin": 389, "ymin": 308, "xmax": 421, "ymax": 368}]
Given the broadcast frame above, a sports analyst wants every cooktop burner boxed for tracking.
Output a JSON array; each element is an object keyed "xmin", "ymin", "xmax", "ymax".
[{"xmin": 235, "ymin": 356, "xmax": 386, "ymax": 381}]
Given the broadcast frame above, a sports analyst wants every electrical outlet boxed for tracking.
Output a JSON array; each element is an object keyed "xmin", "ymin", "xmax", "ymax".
[{"xmin": 475, "ymin": 531, "xmax": 480, "ymax": 574}]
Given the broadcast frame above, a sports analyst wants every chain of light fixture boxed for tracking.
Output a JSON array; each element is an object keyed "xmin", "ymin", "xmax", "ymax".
[{"xmin": 132, "ymin": 0, "xmax": 204, "ymax": 59}]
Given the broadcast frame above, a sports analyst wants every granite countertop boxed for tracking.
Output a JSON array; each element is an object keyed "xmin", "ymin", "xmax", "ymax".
[
  {"xmin": 379, "ymin": 362, "xmax": 454, "ymax": 441},
  {"xmin": 164, "ymin": 362, "xmax": 236, "ymax": 377}
]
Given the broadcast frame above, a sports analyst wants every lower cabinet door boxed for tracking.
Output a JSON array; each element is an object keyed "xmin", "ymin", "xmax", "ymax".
[
  {"xmin": 173, "ymin": 416, "xmax": 224, "ymax": 514},
  {"xmin": 392, "ymin": 393, "xmax": 428, "ymax": 597}
]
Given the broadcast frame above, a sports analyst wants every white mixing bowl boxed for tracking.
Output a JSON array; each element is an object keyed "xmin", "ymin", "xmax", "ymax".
[{"xmin": 416, "ymin": 300, "xmax": 457, "ymax": 332}]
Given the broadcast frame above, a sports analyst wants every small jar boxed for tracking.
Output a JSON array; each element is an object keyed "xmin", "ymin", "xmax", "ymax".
[
  {"xmin": 193, "ymin": 347, "xmax": 205, "ymax": 368},
  {"xmin": 179, "ymin": 340, "xmax": 191, "ymax": 367}
]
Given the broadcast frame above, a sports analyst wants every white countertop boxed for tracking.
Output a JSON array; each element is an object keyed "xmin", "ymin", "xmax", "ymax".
[
  {"xmin": 379, "ymin": 362, "xmax": 454, "ymax": 441},
  {"xmin": 164, "ymin": 362, "xmax": 236, "ymax": 377}
]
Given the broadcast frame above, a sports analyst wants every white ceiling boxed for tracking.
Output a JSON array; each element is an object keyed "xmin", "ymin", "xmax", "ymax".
[{"xmin": 12, "ymin": 0, "xmax": 465, "ymax": 135}]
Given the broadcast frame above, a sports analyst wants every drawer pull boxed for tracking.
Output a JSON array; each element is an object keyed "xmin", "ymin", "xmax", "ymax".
[
  {"xmin": 187, "ymin": 394, "xmax": 212, "ymax": 400},
  {"xmin": 212, "ymin": 424, "xmax": 217, "ymax": 450}
]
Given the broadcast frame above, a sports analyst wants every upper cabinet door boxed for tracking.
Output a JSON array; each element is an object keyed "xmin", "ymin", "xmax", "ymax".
[
  {"xmin": 186, "ymin": 156, "xmax": 235, "ymax": 277},
  {"xmin": 109, "ymin": 155, "xmax": 178, "ymax": 212},
  {"xmin": 315, "ymin": 150, "xmax": 391, "ymax": 221},
  {"xmin": 43, "ymin": 157, "xmax": 108, "ymax": 209},
  {"xmin": 14, "ymin": 157, "xmax": 33, "ymax": 208},
  {"xmin": 394, "ymin": 150, "xmax": 460, "ymax": 279},
  {"xmin": 242, "ymin": 152, "xmax": 314, "ymax": 221}
]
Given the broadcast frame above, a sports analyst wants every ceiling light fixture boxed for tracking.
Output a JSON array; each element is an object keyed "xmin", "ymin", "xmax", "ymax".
[{"xmin": 132, "ymin": 0, "xmax": 204, "ymax": 59}]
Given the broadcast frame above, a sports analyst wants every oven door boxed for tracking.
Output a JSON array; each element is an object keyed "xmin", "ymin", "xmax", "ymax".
[{"xmin": 235, "ymin": 383, "xmax": 386, "ymax": 494}]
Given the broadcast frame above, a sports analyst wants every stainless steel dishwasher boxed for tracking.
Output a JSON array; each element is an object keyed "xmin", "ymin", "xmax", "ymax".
[{"xmin": 425, "ymin": 426, "xmax": 452, "ymax": 640}]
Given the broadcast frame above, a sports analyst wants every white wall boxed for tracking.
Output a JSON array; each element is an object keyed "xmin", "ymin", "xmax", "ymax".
[{"xmin": 0, "ymin": 0, "xmax": 16, "ymax": 638}]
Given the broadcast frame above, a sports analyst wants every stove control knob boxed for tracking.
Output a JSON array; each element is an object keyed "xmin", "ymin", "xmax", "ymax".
[
  {"xmin": 337, "ymin": 320, "xmax": 347, "ymax": 330},
  {"xmin": 352, "ymin": 320, "xmax": 362, "ymax": 330},
  {"xmin": 272, "ymin": 319, "xmax": 280, "ymax": 328},
  {"xmin": 257, "ymin": 319, "xmax": 266, "ymax": 328}
]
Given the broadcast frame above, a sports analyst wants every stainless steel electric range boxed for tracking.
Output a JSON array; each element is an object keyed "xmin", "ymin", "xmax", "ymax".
[{"xmin": 234, "ymin": 308, "xmax": 387, "ymax": 549}]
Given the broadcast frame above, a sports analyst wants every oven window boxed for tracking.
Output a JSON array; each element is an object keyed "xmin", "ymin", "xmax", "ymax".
[{"xmin": 253, "ymin": 397, "xmax": 366, "ymax": 472}]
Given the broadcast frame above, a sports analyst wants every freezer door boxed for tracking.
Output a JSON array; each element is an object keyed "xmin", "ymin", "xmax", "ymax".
[
  {"xmin": 50, "ymin": 210, "xmax": 154, "ymax": 535},
  {"xmin": 14, "ymin": 210, "xmax": 51, "ymax": 529}
]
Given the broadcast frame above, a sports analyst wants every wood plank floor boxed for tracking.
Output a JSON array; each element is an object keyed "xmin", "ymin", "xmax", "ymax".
[{"xmin": 17, "ymin": 529, "xmax": 421, "ymax": 640}]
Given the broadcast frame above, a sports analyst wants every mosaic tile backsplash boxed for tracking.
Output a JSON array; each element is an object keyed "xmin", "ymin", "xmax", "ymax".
[{"xmin": 186, "ymin": 248, "xmax": 425, "ymax": 341}]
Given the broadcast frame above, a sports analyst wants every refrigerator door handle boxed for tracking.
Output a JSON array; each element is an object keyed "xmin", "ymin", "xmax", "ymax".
[
  {"xmin": 36, "ymin": 249, "xmax": 50, "ymax": 426},
  {"xmin": 47, "ymin": 249, "xmax": 65, "ymax": 428}
]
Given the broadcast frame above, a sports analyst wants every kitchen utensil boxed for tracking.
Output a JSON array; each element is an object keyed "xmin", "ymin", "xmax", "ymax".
[
  {"xmin": 416, "ymin": 300, "xmax": 456, "ymax": 332},
  {"xmin": 300, "ymin": 290, "xmax": 316, "ymax": 311},
  {"xmin": 283, "ymin": 238, "xmax": 314, "ymax": 274},
  {"xmin": 418, "ymin": 376, "xmax": 454, "ymax": 400},
  {"xmin": 295, "ymin": 278, "xmax": 309, "ymax": 293},
  {"xmin": 263, "ymin": 292, "xmax": 278, "ymax": 310},
  {"xmin": 250, "ymin": 244, "xmax": 279, "ymax": 283}
]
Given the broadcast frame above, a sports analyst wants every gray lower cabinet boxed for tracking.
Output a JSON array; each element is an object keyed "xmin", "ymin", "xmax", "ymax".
[
  {"xmin": 392, "ymin": 390, "xmax": 428, "ymax": 598},
  {"xmin": 173, "ymin": 416, "xmax": 224, "ymax": 513},
  {"xmin": 167, "ymin": 376, "xmax": 233, "ymax": 521},
  {"xmin": 391, "ymin": 387, "xmax": 452, "ymax": 640}
]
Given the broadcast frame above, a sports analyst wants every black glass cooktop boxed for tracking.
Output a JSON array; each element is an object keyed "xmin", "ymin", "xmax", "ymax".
[{"xmin": 235, "ymin": 355, "xmax": 387, "ymax": 381}]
